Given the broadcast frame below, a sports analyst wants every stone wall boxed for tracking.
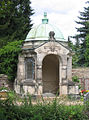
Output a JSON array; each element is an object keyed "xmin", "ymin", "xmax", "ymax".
[
  {"xmin": 1, "ymin": 67, "xmax": 89, "ymax": 92},
  {"xmin": 0, "ymin": 74, "xmax": 13, "ymax": 89},
  {"xmin": 72, "ymin": 68, "xmax": 89, "ymax": 90},
  {"xmin": 0, "ymin": 74, "xmax": 8, "ymax": 88}
]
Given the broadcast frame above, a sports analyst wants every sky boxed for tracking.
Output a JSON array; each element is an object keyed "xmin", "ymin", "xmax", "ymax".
[{"xmin": 31, "ymin": 0, "xmax": 88, "ymax": 41}]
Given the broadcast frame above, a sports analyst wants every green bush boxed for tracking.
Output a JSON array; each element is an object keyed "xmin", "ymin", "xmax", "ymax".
[
  {"xmin": 72, "ymin": 76, "xmax": 79, "ymax": 83},
  {"xmin": 0, "ymin": 95, "xmax": 88, "ymax": 120},
  {"xmin": 0, "ymin": 40, "xmax": 23, "ymax": 82}
]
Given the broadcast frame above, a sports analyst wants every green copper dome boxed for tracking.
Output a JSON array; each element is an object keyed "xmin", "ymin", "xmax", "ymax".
[{"xmin": 25, "ymin": 12, "xmax": 66, "ymax": 41}]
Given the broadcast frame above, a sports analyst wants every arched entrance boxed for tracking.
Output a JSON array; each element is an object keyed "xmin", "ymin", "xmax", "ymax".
[{"xmin": 42, "ymin": 54, "xmax": 59, "ymax": 95}]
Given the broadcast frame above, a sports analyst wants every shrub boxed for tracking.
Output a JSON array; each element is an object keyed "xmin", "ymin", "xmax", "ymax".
[
  {"xmin": 0, "ymin": 95, "xmax": 88, "ymax": 120},
  {"xmin": 72, "ymin": 76, "xmax": 79, "ymax": 83},
  {"xmin": 0, "ymin": 40, "xmax": 23, "ymax": 82}
]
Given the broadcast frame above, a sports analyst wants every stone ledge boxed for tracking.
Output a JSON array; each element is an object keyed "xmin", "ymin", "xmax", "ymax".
[
  {"xmin": 21, "ymin": 80, "xmax": 36, "ymax": 86},
  {"xmin": 62, "ymin": 81, "xmax": 75, "ymax": 86}
]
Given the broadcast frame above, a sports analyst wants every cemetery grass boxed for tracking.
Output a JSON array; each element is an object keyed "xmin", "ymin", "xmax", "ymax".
[{"xmin": 0, "ymin": 93, "xmax": 89, "ymax": 120}]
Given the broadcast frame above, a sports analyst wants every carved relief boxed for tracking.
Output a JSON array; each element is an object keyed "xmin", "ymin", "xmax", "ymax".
[
  {"xmin": 38, "ymin": 49, "xmax": 42, "ymax": 53},
  {"xmin": 44, "ymin": 42, "xmax": 61, "ymax": 53}
]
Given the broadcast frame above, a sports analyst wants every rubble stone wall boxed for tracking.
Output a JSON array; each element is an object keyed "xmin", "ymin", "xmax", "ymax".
[
  {"xmin": 0, "ymin": 74, "xmax": 8, "ymax": 88},
  {"xmin": 72, "ymin": 68, "xmax": 89, "ymax": 90},
  {"xmin": 0, "ymin": 74, "xmax": 13, "ymax": 89}
]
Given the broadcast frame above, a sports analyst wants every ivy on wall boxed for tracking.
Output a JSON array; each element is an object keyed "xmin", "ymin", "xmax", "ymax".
[{"xmin": 0, "ymin": 40, "xmax": 23, "ymax": 82}]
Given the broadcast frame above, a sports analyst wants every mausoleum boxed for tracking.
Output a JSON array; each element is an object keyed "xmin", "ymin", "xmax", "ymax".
[{"xmin": 14, "ymin": 13, "xmax": 74, "ymax": 96}]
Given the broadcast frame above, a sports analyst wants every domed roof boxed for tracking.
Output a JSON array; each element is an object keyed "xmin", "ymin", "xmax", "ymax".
[{"xmin": 25, "ymin": 12, "xmax": 66, "ymax": 42}]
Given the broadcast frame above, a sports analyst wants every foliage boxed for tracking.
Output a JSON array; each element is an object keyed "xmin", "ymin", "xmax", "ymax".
[
  {"xmin": 68, "ymin": 36, "xmax": 81, "ymax": 67},
  {"xmin": 74, "ymin": 1, "xmax": 89, "ymax": 66},
  {"xmin": 0, "ymin": 40, "xmax": 23, "ymax": 82},
  {"xmin": 72, "ymin": 76, "xmax": 81, "ymax": 92},
  {"xmin": 0, "ymin": 0, "xmax": 34, "ymax": 82},
  {"xmin": 0, "ymin": 86, "xmax": 8, "ymax": 91},
  {"xmin": 0, "ymin": 0, "xmax": 34, "ymax": 48},
  {"xmin": 68, "ymin": 36, "xmax": 74, "ymax": 49},
  {"xmin": 0, "ymin": 94, "xmax": 88, "ymax": 120},
  {"xmin": 68, "ymin": 41, "xmax": 80, "ymax": 67},
  {"xmin": 72, "ymin": 76, "xmax": 79, "ymax": 83},
  {"xmin": 85, "ymin": 34, "xmax": 89, "ymax": 66}
]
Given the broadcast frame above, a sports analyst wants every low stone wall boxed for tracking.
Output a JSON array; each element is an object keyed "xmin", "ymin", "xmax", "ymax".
[
  {"xmin": 0, "ymin": 74, "xmax": 8, "ymax": 88},
  {"xmin": 0, "ymin": 74, "xmax": 13, "ymax": 89},
  {"xmin": 72, "ymin": 67, "xmax": 89, "ymax": 90},
  {"xmin": 1, "ymin": 67, "xmax": 89, "ymax": 92}
]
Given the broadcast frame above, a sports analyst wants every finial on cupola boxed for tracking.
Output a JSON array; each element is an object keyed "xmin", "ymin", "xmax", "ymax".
[{"xmin": 42, "ymin": 12, "xmax": 49, "ymax": 24}]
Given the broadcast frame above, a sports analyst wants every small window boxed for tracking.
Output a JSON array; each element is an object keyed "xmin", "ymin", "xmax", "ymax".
[{"xmin": 25, "ymin": 58, "xmax": 35, "ymax": 80}]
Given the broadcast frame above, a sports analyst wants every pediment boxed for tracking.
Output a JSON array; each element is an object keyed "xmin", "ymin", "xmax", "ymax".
[{"xmin": 35, "ymin": 41, "xmax": 70, "ymax": 55}]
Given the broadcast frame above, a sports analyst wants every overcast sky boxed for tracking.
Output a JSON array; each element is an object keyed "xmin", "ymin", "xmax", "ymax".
[{"xmin": 31, "ymin": 0, "xmax": 88, "ymax": 41}]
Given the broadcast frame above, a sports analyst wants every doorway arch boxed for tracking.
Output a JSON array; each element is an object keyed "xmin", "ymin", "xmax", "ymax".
[{"xmin": 42, "ymin": 54, "xmax": 59, "ymax": 95}]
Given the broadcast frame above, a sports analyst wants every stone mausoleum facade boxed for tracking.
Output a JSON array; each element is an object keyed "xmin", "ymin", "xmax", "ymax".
[{"xmin": 14, "ymin": 13, "xmax": 75, "ymax": 96}]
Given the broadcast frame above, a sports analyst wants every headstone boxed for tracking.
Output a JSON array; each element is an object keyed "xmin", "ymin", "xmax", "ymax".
[{"xmin": 84, "ymin": 92, "xmax": 89, "ymax": 102}]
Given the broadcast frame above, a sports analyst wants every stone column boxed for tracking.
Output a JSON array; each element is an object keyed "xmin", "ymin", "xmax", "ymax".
[
  {"xmin": 59, "ymin": 61, "xmax": 62, "ymax": 95},
  {"xmin": 15, "ymin": 55, "xmax": 25, "ymax": 94},
  {"xmin": 17, "ymin": 55, "xmax": 25, "ymax": 82},
  {"xmin": 62, "ymin": 55, "xmax": 67, "ymax": 83},
  {"xmin": 60, "ymin": 55, "xmax": 68, "ymax": 95},
  {"xmin": 67, "ymin": 56, "xmax": 72, "ymax": 80},
  {"xmin": 36, "ymin": 54, "xmax": 43, "ymax": 95},
  {"xmin": 36, "ymin": 64, "xmax": 43, "ymax": 95}
]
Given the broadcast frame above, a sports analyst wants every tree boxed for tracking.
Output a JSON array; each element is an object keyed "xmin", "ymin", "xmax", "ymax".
[
  {"xmin": 84, "ymin": 21, "xmax": 89, "ymax": 66},
  {"xmin": 0, "ymin": 0, "xmax": 34, "ymax": 48},
  {"xmin": 0, "ymin": 0, "xmax": 13, "ymax": 47},
  {"xmin": 85, "ymin": 34, "xmax": 89, "ymax": 66},
  {"xmin": 68, "ymin": 36, "xmax": 73, "ymax": 48},
  {"xmin": 68, "ymin": 36, "xmax": 81, "ymax": 67},
  {"xmin": 0, "ymin": 0, "xmax": 34, "ymax": 82},
  {"xmin": 10, "ymin": 0, "xmax": 34, "ymax": 41},
  {"xmin": 76, "ymin": 1, "xmax": 89, "ymax": 40},
  {"xmin": 75, "ymin": 1, "xmax": 89, "ymax": 66}
]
